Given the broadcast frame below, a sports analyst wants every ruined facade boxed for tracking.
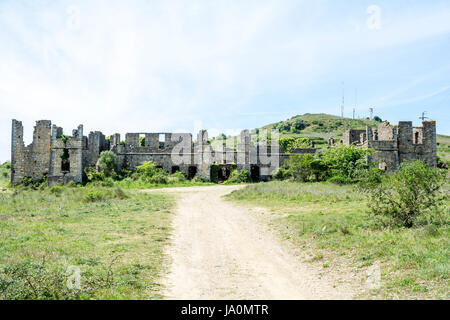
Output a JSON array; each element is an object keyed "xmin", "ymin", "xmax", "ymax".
[
  {"xmin": 12, "ymin": 119, "xmax": 436, "ymax": 185},
  {"xmin": 343, "ymin": 120, "xmax": 437, "ymax": 171},
  {"xmin": 11, "ymin": 120, "xmax": 312, "ymax": 186}
]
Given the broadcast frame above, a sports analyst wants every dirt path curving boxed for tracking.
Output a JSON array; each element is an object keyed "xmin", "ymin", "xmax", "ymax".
[{"xmin": 148, "ymin": 185, "xmax": 362, "ymax": 299}]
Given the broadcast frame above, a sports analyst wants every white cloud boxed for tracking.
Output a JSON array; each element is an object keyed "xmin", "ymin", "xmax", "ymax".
[{"xmin": 0, "ymin": 0, "xmax": 449, "ymax": 161}]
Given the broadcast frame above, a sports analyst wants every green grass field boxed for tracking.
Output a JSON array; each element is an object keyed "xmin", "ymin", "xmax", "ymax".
[
  {"xmin": 0, "ymin": 185, "xmax": 174, "ymax": 299},
  {"xmin": 227, "ymin": 181, "xmax": 449, "ymax": 299},
  {"xmin": 437, "ymin": 134, "xmax": 450, "ymax": 164}
]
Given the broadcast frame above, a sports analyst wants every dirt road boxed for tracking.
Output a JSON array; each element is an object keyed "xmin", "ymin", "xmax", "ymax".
[{"xmin": 150, "ymin": 185, "xmax": 361, "ymax": 299}]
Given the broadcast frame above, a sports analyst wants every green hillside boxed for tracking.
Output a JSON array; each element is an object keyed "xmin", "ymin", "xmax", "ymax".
[
  {"xmin": 211, "ymin": 113, "xmax": 450, "ymax": 162},
  {"xmin": 260, "ymin": 113, "xmax": 380, "ymax": 146},
  {"xmin": 437, "ymin": 134, "xmax": 450, "ymax": 164}
]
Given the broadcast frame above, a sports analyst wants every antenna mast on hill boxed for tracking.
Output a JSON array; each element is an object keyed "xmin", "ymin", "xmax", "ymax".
[
  {"xmin": 353, "ymin": 88, "xmax": 357, "ymax": 119},
  {"xmin": 369, "ymin": 107, "xmax": 374, "ymax": 120},
  {"xmin": 419, "ymin": 111, "xmax": 428, "ymax": 121},
  {"xmin": 341, "ymin": 81, "xmax": 345, "ymax": 118}
]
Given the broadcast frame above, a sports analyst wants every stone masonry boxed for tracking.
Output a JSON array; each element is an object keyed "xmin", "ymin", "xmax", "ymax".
[
  {"xmin": 343, "ymin": 120, "xmax": 437, "ymax": 171},
  {"xmin": 11, "ymin": 119, "xmax": 436, "ymax": 185},
  {"xmin": 11, "ymin": 120, "xmax": 314, "ymax": 186}
]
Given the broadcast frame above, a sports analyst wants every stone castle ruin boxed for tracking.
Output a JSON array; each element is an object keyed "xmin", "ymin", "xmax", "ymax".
[
  {"xmin": 11, "ymin": 120, "xmax": 302, "ymax": 186},
  {"xmin": 11, "ymin": 119, "xmax": 436, "ymax": 185},
  {"xmin": 343, "ymin": 120, "xmax": 436, "ymax": 171}
]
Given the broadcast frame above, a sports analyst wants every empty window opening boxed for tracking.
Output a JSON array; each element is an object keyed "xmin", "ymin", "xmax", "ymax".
[
  {"xmin": 415, "ymin": 132, "xmax": 420, "ymax": 144},
  {"xmin": 188, "ymin": 166, "xmax": 197, "ymax": 179},
  {"xmin": 139, "ymin": 134, "xmax": 146, "ymax": 147},
  {"xmin": 171, "ymin": 166, "xmax": 180, "ymax": 174},
  {"xmin": 159, "ymin": 134, "xmax": 165, "ymax": 149}
]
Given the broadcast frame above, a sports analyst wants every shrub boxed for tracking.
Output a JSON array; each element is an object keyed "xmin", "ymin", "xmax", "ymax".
[
  {"xmin": 168, "ymin": 171, "xmax": 186, "ymax": 184},
  {"xmin": 49, "ymin": 185, "xmax": 65, "ymax": 195},
  {"xmin": 84, "ymin": 167, "xmax": 106, "ymax": 182},
  {"xmin": 133, "ymin": 161, "xmax": 157, "ymax": 181},
  {"xmin": 97, "ymin": 151, "xmax": 118, "ymax": 178},
  {"xmin": 319, "ymin": 145, "xmax": 372, "ymax": 183},
  {"xmin": 113, "ymin": 187, "xmax": 128, "ymax": 199},
  {"xmin": 83, "ymin": 189, "xmax": 108, "ymax": 202},
  {"xmin": 148, "ymin": 169, "xmax": 169, "ymax": 184},
  {"xmin": 360, "ymin": 161, "xmax": 446, "ymax": 228},
  {"xmin": 0, "ymin": 260, "xmax": 82, "ymax": 300},
  {"xmin": 20, "ymin": 175, "xmax": 47, "ymax": 189},
  {"xmin": 272, "ymin": 167, "xmax": 290, "ymax": 180},
  {"xmin": 224, "ymin": 169, "xmax": 251, "ymax": 184},
  {"xmin": 279, "ymin": 137, "xmax": 310, "ymax": 153},
  {"xmin": 192, "ymin": 176, "xmax": 209, "ymax": 183},
  {"xmin": 283, "ymin": 154, "xmax": 328, "ymax": 182},
  {"xmin": 437, "ymin": 156, "xmax": 448, "ymax": 170}
]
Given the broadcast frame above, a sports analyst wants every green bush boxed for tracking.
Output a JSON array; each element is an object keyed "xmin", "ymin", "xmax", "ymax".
[
  {"xmin": 83, "ymin": 189, "xmax": 108, "ymax": 202},
  {"xmin": 0, "ymin": 161, "xmax": 11, "ymax": 179},
  {"xmin": 133, "ymin": 161, "xmax": 157, "ymax": 181},
  {"xmin": 319, "ymin": 145, "xmax": 372, "ymax": 183},
  {"xmin": 84, "ymin": 167, "xmax": 106, "ymax": 182},
  {"xmin": 148, "ymin": 169, "xmax": 169, "ymax": 184},
  {"xmin": 168, "ymin": 171, "xmax": 186, "ymax": 184},
  {"xmin": 97, "ymin": 151, "xmax": 118, "ymax": 178},
  {"xmin": 49, "ymin": 185, "xmax": 66, "ymax": 195},
  {"xmin": 224, "ymin": 169, "xmax": 250, "ymax": 184},
  {"xmin": 20, "ymin": 175, "xmax": 47, "ymax": 189},
  {"xmin": 283, "ymin": 154, "xmax": 328, "ymax": 182},
  {"xmin": 272, "ymin": 167, "xmax": 290, "ymax": 180},
  {"xmin": 0, "ymin": 261, "xmax": 83, "ymax": 300},
  {"xmin": 279, "ymin": 137, "xmax": 310, "ymax": 153},
  {"xmin": 360, "ymin": 161, "xmax": 447, "ymax": 228}
]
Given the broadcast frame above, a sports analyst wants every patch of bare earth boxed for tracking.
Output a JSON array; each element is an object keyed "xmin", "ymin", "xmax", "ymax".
[{"xmin": 146, "ymin": 185, "xmax": 366, "ymax": 299}]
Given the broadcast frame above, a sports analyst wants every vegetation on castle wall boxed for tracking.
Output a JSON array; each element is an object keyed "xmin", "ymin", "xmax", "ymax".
[{"xmin": 275, "ymin": 145, "xmax": 373, "ymax": 184}]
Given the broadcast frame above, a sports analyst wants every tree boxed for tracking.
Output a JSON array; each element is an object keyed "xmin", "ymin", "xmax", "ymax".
[
  {"xmin": 374, "ymin": 116, "xmax": 382, "ymax": 122},
  {"xmin": 360, "ymin": 161, "xmax": 446, "ymax": 227},
  {"xmin": 284, "ymin": 154, "xmax": 327, "ymax": 182},
  {"xmin": 96, "ymin": 151, "xmax": 118, "ymax": 177},
  {"xmin": 319, "ymin": 145, "xmax": 372, "ymax": 182},
  {"xmin": 279, "ymin": 137, "xmax": 310, "ymax": 153}
]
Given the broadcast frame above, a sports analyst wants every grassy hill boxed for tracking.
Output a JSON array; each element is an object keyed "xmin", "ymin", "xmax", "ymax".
[
  {"xmin": 259, "ymin": 113, "xmax": 380, "ymax": 147},
  {"xmin": 211, "ymin": 113, "xmax": 450, "ymax": 162},
  {"xmin": 437, "ymin": 134, "xmax": 450, "ymax": 164}
]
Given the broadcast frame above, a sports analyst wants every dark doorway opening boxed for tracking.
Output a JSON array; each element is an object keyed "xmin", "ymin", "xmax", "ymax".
[
  {"xmin": 188, "ymin": 166, "xmax": 197, "ymax": 179},
  {"xmin": 171, "ymin": 166, "xmax": 180, "ymax": 174},
  {"xmin": 61, "ymin": 149, "xmax": 70, "ymax": 173},
  {"xmin": 250, "ymin": 165, "xmax": 260, "ymax": 182},
  {"xmin": 218, "ymin": 165, "xmax": 231, "ymax": 182}
]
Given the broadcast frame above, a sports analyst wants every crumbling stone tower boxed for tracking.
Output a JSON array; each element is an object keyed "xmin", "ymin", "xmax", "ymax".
[
  {"xmin": 343, "ymin": 120, "xmax": 437, "ymax": 171},
  {"xmin": 11, "ymin": 120, "xmax": 52, "ymax": 184}
]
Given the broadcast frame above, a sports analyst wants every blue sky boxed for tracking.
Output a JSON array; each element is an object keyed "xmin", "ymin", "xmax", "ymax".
[{"xmin": 0, "ymin": 0, "xmax": 449, "ymax": 162}]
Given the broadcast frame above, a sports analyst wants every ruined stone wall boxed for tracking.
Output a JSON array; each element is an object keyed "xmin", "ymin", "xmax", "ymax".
[
  {"xmin": 86, "ymin": 131, "xmax": 108, "ymax": 167},
  {"xmin": 377, "ymin": 121, "xmax": 396, "ymax": 141},
  {"xmin": 11, "ymin": 120, "xmax": 52, "ymax": 184},
  {"xmin": 48, "ymin": 125, "xmax": 84, "ymax": 186},
  {"xmin": 343, "ymin": 129, "xmax": 365, "ymax": 145},
  {"xmin": 117, "ymin": 132, "xmax": 195, "ymax": 177}
]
